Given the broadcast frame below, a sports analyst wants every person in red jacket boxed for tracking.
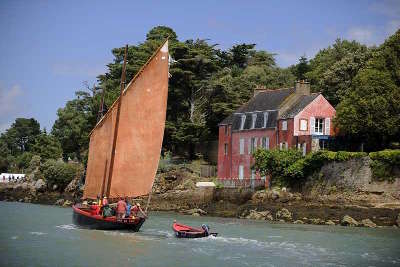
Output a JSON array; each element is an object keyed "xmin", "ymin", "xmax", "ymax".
[{"xmin": 116, "ymin": 198, "xmax": 127, "ymax": 220}]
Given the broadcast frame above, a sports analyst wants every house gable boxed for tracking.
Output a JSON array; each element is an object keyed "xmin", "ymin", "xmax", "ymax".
[{"xmin": 293, "ymin": 94, "xmax": 336, "ymax": 136}]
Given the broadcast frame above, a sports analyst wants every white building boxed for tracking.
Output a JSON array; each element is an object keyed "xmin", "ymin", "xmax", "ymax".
[{"xmin": 0, "ymin": 173, "xmax": 26, "ymax": 183}]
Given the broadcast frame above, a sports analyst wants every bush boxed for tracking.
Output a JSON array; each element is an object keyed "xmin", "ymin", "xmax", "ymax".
[
  {"xmin": 40, "ymin": 159, "xmax": 80, "ymax": 190},
  {"xmin": 254, "ymin": 149, "xmax": 369, "ymax": 187},
  {"xmin": 369, "ymin": 150, "xmax": 400, "ymax": 182}
]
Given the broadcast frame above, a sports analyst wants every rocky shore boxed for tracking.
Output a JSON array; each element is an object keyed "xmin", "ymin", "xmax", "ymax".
[{"xmin": 1, "ymin": 165, "xmax": 400, "ymax": 229}]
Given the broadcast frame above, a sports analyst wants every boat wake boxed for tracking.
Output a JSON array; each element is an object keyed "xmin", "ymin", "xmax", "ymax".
[
  {"xmin": 56, "ymin": 224, "xmax": 80, "ymax": 230},
  {"xmin": 30, "ymin": 231, "xmax": 47, "ymax": 236}
]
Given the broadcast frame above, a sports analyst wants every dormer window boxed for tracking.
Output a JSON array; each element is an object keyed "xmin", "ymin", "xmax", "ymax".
[
  {"xmin": 251, "ymin": 114, "xmax": 257, "ymax": 129},
  {"xmin": 263, "ymin": 112, "xmax": 269, "ymax": 128},
  {"xmin": 240, "ymin": 114, "xmax": 246, "ymax": 130},
  {"xmin": 282, "ymin": 120, "xmax": 287, "ymax": 131}
]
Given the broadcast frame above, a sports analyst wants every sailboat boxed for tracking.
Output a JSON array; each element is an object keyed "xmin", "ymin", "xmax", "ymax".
[{"xmin": 72, "ymin": 39, "xmax": 169, "ymax": 231}]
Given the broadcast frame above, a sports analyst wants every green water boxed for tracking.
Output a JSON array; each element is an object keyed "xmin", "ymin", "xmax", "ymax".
[{"xmin": 0, "ymin": 202, "xmax": 399, "ymax": 267}]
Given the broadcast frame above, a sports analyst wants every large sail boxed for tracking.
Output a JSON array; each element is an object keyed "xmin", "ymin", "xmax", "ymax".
[{"xmin": 83, "ymin": 40, "xmax": 169, "ymax": 199}]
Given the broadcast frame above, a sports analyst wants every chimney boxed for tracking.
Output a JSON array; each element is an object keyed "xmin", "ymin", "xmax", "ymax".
[
  {"xmin": 254, "ymin": 85, "xmax": 267, "ymax": 97},
  {"xmin": 295, "ymin": 80, "xmax": 310, "ymax": 96}
]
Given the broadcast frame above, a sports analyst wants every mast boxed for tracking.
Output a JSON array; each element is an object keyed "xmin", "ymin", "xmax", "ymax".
[{"xmin": 105, "ymin": 44, "xmax": 128, "ymax": 198}]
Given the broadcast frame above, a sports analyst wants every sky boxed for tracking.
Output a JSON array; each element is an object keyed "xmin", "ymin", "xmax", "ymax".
[{"xmin": 0, "ymin": 0, "xmax": 399, "ymax": 133}]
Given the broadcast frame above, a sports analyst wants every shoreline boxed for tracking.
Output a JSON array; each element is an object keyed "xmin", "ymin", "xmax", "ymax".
[{"xmin": 1, "ymin": 183, "xmax": 399, "ymax": 229}]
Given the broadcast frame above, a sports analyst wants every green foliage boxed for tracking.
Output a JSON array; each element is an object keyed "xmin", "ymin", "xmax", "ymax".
[
  {"xmin": 15, "ymin": 152, "xmax": 34, "ymax": 171},
  {"xmin": 293, "ymin": 56, "xmax": 310, "ymax": 80},
  {"xmin": 335, "ymin": 68, "xmax": 400, "ymax": 149},
  {"xmin": 31, "ymin": 132, "xmax": 62, "ymax": 162},
  {"xmin": 369, "ymin": 150, "xmax": 400, "ymax": 182},
  {"xmin": 253, "ymin": 149, "xmax": 367, "ymax": 187},
  {"xmin": 253, "ymin": 149, "xmax": 303, "ymax": 187},
  {"xmin": 40, "ymin": 160, "xmax": 80, "ymax": 190}
]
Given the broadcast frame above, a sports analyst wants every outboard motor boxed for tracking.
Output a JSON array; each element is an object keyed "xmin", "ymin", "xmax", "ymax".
[{"xmin": 201, "ymin": 224, "xmax": 210, "ymax": 236}]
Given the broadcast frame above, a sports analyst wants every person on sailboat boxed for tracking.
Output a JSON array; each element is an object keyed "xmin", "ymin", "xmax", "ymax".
[
  {"xmin": 102, "ymin": 196, "xmax": 108, "ymax": 206},
  {"xmin": 132, "ymin": 203, "xmax": 147, "ymax": 218},
  {"xmin": 125, "ymin": 199, "xmax": 132, "ymax": 218},
  {"xmin": 116, "ymin": 198, "xmax": 127, "ymax": 219}
]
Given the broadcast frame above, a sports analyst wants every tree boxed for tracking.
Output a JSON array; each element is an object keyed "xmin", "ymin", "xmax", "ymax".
[
  {"xmin": 32, "ymin": 132, "xmax": 63, "ymax": 162},
  {"xmin": 294, "ymin": 55, "xmax": 310, "ymax": 81},
  {"xmin": 335, "ymin": 68, "xmax": 400, "ymax": 150},
  {"xmin": 52, "ymin": 91, "xmax": 96, "ymax": 161},
  {"xmin": 305, "ymin": 39, "xmax": 370, "ymax": 105},
  {"xmin": 3, "ymin": 118, "xmax": 40, "ymax": 154}
]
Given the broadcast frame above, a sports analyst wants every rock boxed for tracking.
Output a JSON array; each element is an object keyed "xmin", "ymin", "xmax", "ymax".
[
  {"xmin": 341, "ymin": 215, "xmax": 359, "ymax": 227},
  {"xmin": 275, "ymin": 208, "xmax": 292, "ymax": 221},
  {"xmin": 361, "ymin": 219, "xmax": 377, "ymax": 228},
  {"xmin": 34, "ymin": 179, "xmax": 46, "ymax": 192},
  {"xmin": 245, "ymin": 210, "xmax": 273, "ymax": 221},
  {"xmin": 21, "ymin": 182, "xmax": 29, "ymax": 190},
  {"xmin": 184, "ymin": 208, "xmax": 207, "ymax": 216},
  {"xmin": 24, "ymin": 197, "xmax": 31, "ymax": 203},
  {"xmin": 309, "ymin": 218, "xmax": 325, "ymax": 225},
  {"xmin": 325, "ymin": 220, "xmax": 335, "ymax": 226},
  {"xmin": 55, "ymin": 199, "xmax": 64, "ymax": 206},
  {"xmin": 192, "ymin": 213, "xmax": 200, "ymax": 217},
  {"xmin": 293, "ymin": 220, "xmax": 304, "ymax": 224},
  {"xmin": 396, "ymin": 214, "xmax": 400, "ymax": 227},
  {"xmin": 52, "ymin": 184, "xmax": 58, "ymax": 191},
  {"xmin": 65, "ymin": 177, "xmax": 81, "ymax": 193},
  {"xmin": 18, "ymin": 199, "xmax": 23, "ymax": 202},
  {"xmin": 63, "ymin": 200, "xmax": 73, "ymax": 207}
]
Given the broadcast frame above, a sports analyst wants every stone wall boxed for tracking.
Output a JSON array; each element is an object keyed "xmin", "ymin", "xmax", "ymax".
[{"xmin": 306, "ymin": 157, "xmax": 400, "ymax": 194}]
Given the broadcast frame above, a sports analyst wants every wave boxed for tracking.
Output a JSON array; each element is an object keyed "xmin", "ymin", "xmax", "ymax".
[
  {"xmin": 56, "ymin": 224, "xmax": 79, "ymax": 230},
  {"xmin": 30, "ymin": 232, "xmax": 47, "ymax": 235}
]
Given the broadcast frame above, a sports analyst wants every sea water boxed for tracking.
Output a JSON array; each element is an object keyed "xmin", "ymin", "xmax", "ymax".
[{"xmin": 0, "ymin": 202, "xmax": 399, "ymax": 267}]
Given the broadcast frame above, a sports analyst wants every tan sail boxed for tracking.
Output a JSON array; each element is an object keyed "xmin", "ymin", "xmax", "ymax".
[{"xmin": 83, "ymin": 40, "xmax": 169, "ymax": 199}]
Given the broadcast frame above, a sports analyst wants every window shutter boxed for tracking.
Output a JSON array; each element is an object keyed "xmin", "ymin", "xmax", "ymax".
[
  {"xmin": 248, "ymin": 138, "xmax": 251, "ymax": 154},
  {"xmin": 325, "ymin": 118, "xmax": 330, "ymax": 135},
  {"xmin": 266, "ymin": 137, "xmax": 269, "ymax": 150},
  {"xmin": 310, "ymin": 117, "xmax": 315, "ymax": 134},
  {"xmin": 254, "ymin": 137, "xmax": 258, "ymax": 149},
  {"xmin": 285, "ymin": 142, "xmax": 288, "ymax": 150},
  {"xmin": 279, "ymin": 142, "xmax": 283, "ymax": 150},
  {"xmin": 240, "ymin": 139, "xmax": 244, "ymax": 154}
]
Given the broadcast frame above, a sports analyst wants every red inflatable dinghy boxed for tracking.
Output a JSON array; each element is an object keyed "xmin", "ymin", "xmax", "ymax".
[{"xmin": 172, "ymin": 222, "xmax": 217, "ymax": 238}]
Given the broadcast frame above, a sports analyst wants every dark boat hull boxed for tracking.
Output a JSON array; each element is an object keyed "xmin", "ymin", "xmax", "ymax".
[{"xmin": 72, "ymin": 205, "xmax": 145, "ymax": 231}]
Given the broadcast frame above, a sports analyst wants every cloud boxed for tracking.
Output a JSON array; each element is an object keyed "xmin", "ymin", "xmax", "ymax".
[
  {"xmin": 347, "ymin": 27, "xmax": 375, "ymax": 44},
  {"xmin": 52, "ymin": 62, "xmax": 107, "ymax": 77},
  {"xmin": 0, "ymin": 84, "xmax": 23, "ymax": 133}
]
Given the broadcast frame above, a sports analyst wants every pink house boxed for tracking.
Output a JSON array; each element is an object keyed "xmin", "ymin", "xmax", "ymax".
[{"xmin": 217, "ymin": 81, "xmax": 336, "ymax": 186}]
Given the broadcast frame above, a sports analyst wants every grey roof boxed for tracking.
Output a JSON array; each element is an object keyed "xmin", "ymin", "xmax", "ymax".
[
  {"xmin": 231, "ymin": 110, "xmax": 278, "ymax": 131},
  {"xmin": 280, "ymin": 94, "xmax": 319, "ymax": 119},
  {"xmin": 220, "ymin": 87, "xmax": 295, "ymax": 125}
]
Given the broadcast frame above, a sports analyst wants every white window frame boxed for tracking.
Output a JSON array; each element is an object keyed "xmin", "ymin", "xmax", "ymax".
[
  {"xmin": 240, "ymin": 114, "xmax": 246, "ymax": 130},
  {"xmin": 315, "ymin": 118, "xmax": 324, "ymax": 135},
  {"xmin": 300, "ymin": 119, "xmax": 308, "ymax": 131},
  {"xmin": 239, "ymin": 138, "xmax": 245, "ymax": 155},
  {"xmin": 251, "ymin": 113, "xmax": 257, "ymax": 129},
  {"xmin": 282, "ymin": 120, "xmax": 287, "ymax": 131},
  {"xmin": 263, "ymin": 112, "xmax": 269, "ymax": 128},
  {"xmin": 239, "ymin": 165, "xmax": 244, "ymax": 180},
  {"xmin": 262, "ymin": 137, "xmax": 269, "ymax": 150},
  {"xmin": 250, "ymin": 137, "xmax": 256, "ymax": 154}
]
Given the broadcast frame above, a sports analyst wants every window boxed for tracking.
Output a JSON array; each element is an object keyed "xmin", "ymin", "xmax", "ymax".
[
  {"xmin": 224, "ymin": 143, "xmax": 228, "ymax": 155},
  {"xmin": 251, "ymin": 113, "xmax": 257, "ymax": 129},
  {"xmin": 262, "ymin": 137, "xmax": 269, "ymax": 150},
  {"xmin": 239, "ymin": 165, "xmax": 244, "ymax": 179},
  {"xmin": 263, "ymin": 112, "xmax": 269, "ymax": 128},
  {"xmin": 250, "ymin": 137, "xmax": 256, "ymax": 153},
  {"xmin": 315, "ymin": 118, "xmax": 324, "ymax": 134},
  {"xmin": 240, "ymin": 115, "xmax": 246, "ymax": 130},
  {"xmin": 300, "ymin": 119, "xmax": 308, "ymax": 131},
  {"xmin": 239, "ymin": 138, "xmax": 245, "ymax": 155},
  {"xmin": 282, "ymin": 120, "xmax": 287, "ymax": 131},
  {"xmin": 251, "ymin": 169, "xmax": 255, "ymax": 179}
]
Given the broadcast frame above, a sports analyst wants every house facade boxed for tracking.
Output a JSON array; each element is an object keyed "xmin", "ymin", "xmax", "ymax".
[{"xmin": 217, "ymin": 81, "xmax": 336, "ymax": 183}]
